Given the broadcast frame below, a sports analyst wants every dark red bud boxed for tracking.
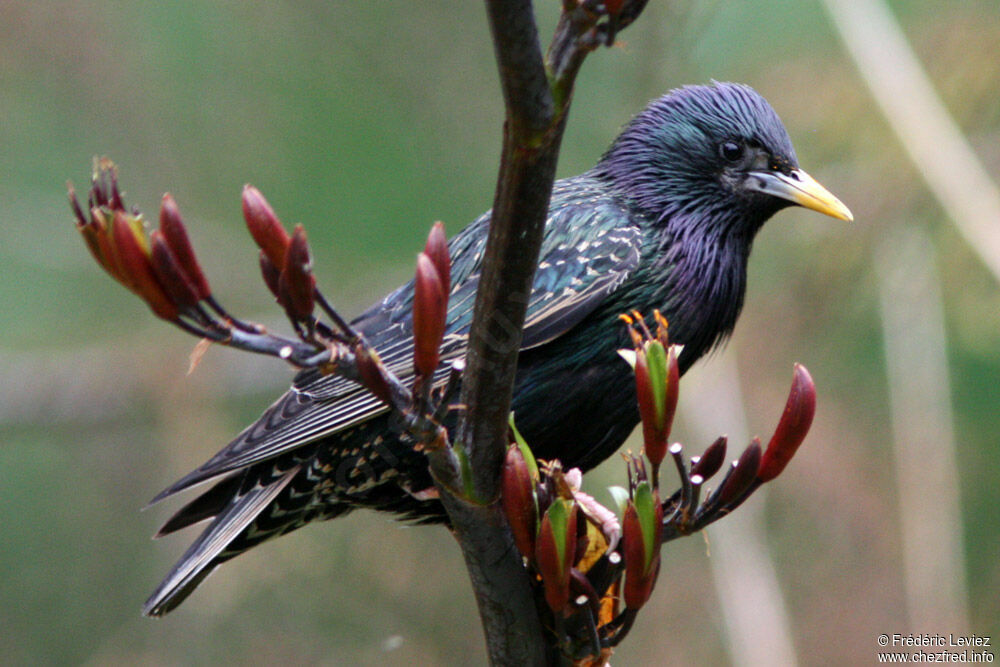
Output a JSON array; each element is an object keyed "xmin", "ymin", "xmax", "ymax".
[
  {"xmin": 258, "ymin": 250, "xmax": 282, "ymax": 299},
  {"xmin": 353, "ymin": 344, "xmax": 392, "ymax": 406},
  {"xmin": 663, "ymin": 344, "xmax": 680, "ymax": 438},
  {"xmin": 150, "ymin": 230, "xmax": 201, "ymax": 309},
  {"xmin": 635, "ymin": 348, "xmax": 666, "ymax": 466},
  {"xmin": 68, "ymin": 183, "xmax": 88, "ymax": 227},
  {"xmin": 716, "ymin": 438, "xmax": 762, "ymax": 509},
  {"xmin": 71, "ymin": 193, "xmax": 108, "ymax": 274},
  {"xmin": 691, "ymin": 436, "xmax": 728, "ymax": 482},
  {"xmin": 91, "ymin": 208, "xmax": 130, "ymax": 285},
  {"xmin": 277, "ymin": 225, "xmax": 316, "ymax": 322},
  {"xmin": 423, "ymin": 222, "xmax": 450, "ymax": 297},
  {"xmin": 623, "ymin": 549, "xmax": 660, "ymax": 611},
  {"xmin": 501, "ymin": 444, "xmax": 538, "ymax": 560},
  {"xmin": 535, "ymin": 499, "xmax": 577, "ymax": 613},
  {"xmin": 159, "ymin": 194, "xmax": 210, "ymax": 300},
  {"xmin": 242, "ymin": 185, "xmax": 290, "ymax": 270},
  {"xmin": 622, "ymin": 485, "xmax": 663, "ymax": 610},
  {"xmin": 413, "ymin": 252, "xmax": 447, "ymax": 378},
  {"xmin": 757, "ymin": 364, "xmax": 816, "ymax": 482},
  {"xmin": 111, "ymin": 211, "xmax": 178, "ymax": 320}
]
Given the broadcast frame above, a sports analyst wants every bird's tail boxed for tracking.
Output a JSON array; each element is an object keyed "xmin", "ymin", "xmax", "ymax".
[{"xmin": 143, "ymin": 465, "xmax": 301, "ymax": 617}]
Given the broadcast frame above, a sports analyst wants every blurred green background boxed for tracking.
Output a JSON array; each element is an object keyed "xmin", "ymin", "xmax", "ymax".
[{"xmin": 2, "ymin": 1, "xmax": 998, "ymax": 664}]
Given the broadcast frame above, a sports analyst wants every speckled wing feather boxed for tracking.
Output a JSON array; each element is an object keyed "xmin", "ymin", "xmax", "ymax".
[{"xmin": 150, "ymin": 178, "xmax": 642, "ymax": 504}]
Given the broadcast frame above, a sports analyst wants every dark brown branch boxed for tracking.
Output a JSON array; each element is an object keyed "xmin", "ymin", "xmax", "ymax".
[
  {"xmin": 428, "ymin": 1, "xmax": 649, "ymax": 664},
  {"xmin": 428, "ymin": 2, "xmax": 560, "ymax": 662}
]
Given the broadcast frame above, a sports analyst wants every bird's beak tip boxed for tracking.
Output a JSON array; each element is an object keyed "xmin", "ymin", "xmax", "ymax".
[
  {"xmin": 784, "ymin": 168, "xmax": 854, "ymax": 222},
  {"xmin": 748, "ymin": 167, "xmax": 854, "ymax": 222}
]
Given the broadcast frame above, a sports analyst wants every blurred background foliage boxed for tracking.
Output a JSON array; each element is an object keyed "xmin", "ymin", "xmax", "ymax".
[{"xmin": 2, "ymin": 1, "xmax": 998, "ymax": 664}]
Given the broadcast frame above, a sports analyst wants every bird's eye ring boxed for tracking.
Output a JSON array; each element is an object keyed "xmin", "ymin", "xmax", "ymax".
[{"xmin": 720, "ymin": 140, "xmax": 744, "ymax": 162}]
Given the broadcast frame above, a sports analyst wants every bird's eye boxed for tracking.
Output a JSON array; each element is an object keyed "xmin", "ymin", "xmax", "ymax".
[{"xmin": 719, "ymin": 140, "xmax": 744, "ymax": 163}]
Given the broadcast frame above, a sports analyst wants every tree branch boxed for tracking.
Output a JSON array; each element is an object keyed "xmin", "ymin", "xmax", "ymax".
[{"xmin": 429, "ymin": 1, "xmax": 649, "ymax": 664}]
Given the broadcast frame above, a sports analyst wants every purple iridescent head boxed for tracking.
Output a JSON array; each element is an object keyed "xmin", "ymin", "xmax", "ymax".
[{"xmin": 596, "ymin": 82, "xmax": 851, "ymax": 233}]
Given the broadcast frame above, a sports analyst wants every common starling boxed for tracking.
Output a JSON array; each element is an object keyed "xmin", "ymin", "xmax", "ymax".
[{"xmin": 143, "ymin": 82, "xmax": 851, "ymax": 616}]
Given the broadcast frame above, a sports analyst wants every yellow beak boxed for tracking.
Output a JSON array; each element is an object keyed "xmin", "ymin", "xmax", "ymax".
[{"xmin": 746, "ymin": 168, "xmax": 853, "ymax": 222}]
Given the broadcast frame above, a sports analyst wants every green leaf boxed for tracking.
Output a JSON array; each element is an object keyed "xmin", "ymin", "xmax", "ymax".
[
  {"xmin": 644, "ymin": 340, "xmax": 668, "ymax": 429},
  {"xmin": 508, "ymin": 413, "xmax": 539, "ymax": 480},
  {"xmin": 546, "ymin": 498, "xmax": 572, "ymax": 570},
  {"xmin": 633, "ymin": 481, "xmax": 657, "ymax": 569}
]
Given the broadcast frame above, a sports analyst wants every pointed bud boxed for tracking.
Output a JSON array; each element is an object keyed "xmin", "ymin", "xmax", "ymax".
[
  {"xmin": 278, "ymin": 225, "xmax": 316, "ymax": 322},
  {"xmin": 258, "ymin": 250, "xmax": 282, "ymax": 299},
  {"xmin": 423, "ymin": 222, "xmax": 450, "ymax": 297},
  {"xmin": 110, "ymin": 211, "xmax": 178, "ymax": 320},
  {"xmin": 635, "ymin": 345, "xmax": 668, "ymax": 468},
  {"xmin": 622, "ymin": 481, "xmax": 663, "ymax": 610},
  {"xmin": 413, "ymin": 252, "xmax": 447, "ymax": 378},
  {"xmin": 71, "ymin": 189, "xmax": 109, "ymax": 273},
  {"xmin": 664, "ymin": 343, "xmax": 680, "ymax": 435},
  {"xmin": 501, "ymin": 444, "xmax": 538, "ymax": 560},
  {"xmin": 757, "ymin": 364, "xmax": 816, "ymax": 482},
  {"xmin": 159, "ymin": 194, "xmax": 210, "ymax": 300},
  {"xmin": 242, "ymin": 185, "xmax": 290, "ymax": 270},
  {"xmin": 535, "ymin": 498, "xmax": 577, "ymax": 613},
  {"xmin": 92, "ymin": 208, "xmax": 129, "ymax": 285},
  {"xmin": 691, "ymin": 436, "xmax": 728, "ymax": 482},
  {"xmin": 716, "ymin": 438, "xmax": 762, "ymax": 510},
  {"xmin": 69, "ymin": 175, "xmax": 128, "ymax": 283},
  {"xmin": 353, "ymin": 344, "xmax": 391, "ymax": 406},
  {"xmin": 508, "ymin": 414, "xmax": 540, "ymax": 481},
  {"xmin": 634, "ymin": 338, "xmax": 679, "ymax": 469},
  {"xmin": 149, "ymin": 230, "xmax": 201, "ymax": 310}
]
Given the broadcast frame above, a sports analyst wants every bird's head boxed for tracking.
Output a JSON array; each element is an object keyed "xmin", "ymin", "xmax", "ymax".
[{"xmin": 595, "ymin": 82, "xmax": 852, "ymax": 238}]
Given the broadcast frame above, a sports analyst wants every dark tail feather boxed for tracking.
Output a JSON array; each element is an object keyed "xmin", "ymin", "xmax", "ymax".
[
  {"xmin": 154, "ymin": 473, "xmax": 244, "ymax": 538},
  {"xmin": 143, "ymin": 465, "xmax": 301, "ymax": 617}
]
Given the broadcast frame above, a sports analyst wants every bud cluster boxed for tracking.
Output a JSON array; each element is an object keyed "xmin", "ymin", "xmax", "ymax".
[
  {"xmin": 500, "ymin": 311, "xmax": 817, "ymax": 661},
  {"xmin": 70, "ymin": 159, "xmax": 219, "ymax": 327},
  {"xmin": 70, "ymin": 159, "xmax": 457, "ymax": 451}
]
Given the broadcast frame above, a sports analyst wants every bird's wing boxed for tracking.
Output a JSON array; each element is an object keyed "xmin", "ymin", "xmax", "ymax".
[
  {"xmin": 143, "ymin": 463, "xmax": 301, "ymax": 616},
  {"xmin": 151, "ymin": 192, "xmax": 643, "ymax": 502}
]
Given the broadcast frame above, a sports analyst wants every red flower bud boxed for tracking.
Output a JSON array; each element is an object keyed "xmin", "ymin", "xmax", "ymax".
[
  {"xmin": 242, "ymin": 185, "xmax": 290, "ymax": 270},
  {"xmin": 757, "ymin": 364, "xmax": 816, "ymax": 482},
  {"xmin": 634, "ymin": 340, "xmax": 678, "ymax": 469},
  {"xmin": 622, "ymin": 482, "xmax": 663, "ymax": 610},
  {"xmin": 501, "ymin": 444, "xmax": 538, "ymax": 560},
  {"xmin": 412, "ymin": 252, "xmax": 447, "ymax": 378},
  {"xmin": 664, "ymin": 344, "xmax": 679, "ymax": 435},
  {"xmin": 423, "ymin": 222, "xmax": 450, "ymax": 297},
  {"xmin": 716, "ymin": 438, "xmax": 762, "ymax": 510},
  {"xmin": 88, "ymin": 207, "xmax": 131, "ymax": 286},
  {"xmin": 354, "ymin": 344, "xmax": 391, "ymax": 406},
  {"xmin": 278, "ymin": 225, "xmax": 316, "ymax": 322},
  {"xmin": 535, "ymin": 498, "xmax": 577, "ymax": 613},
  {"xmin": 110, "ymin": 211, "xmax": 177, "ymax": 320},
  {"xmin": 634, "ymin": 347, "xmax": 661, "ymax": 463},
  {"xmin": 149, "ymin": 230, "xmax": 201, "ymax": 310},
  {"xmin": 159, "ymin": 194, "xmax": 210, "ymax": 300},
  {"xmin": 70, "ymin": 184, "xmax": 108, "ymax": 271},
  {"xmin": 691, "ymin": 436, "xmax": 728, "ymax": 482},
  {"xmin": 258, "ymin": 250, "xmax": 282, "ymax": 299}
]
